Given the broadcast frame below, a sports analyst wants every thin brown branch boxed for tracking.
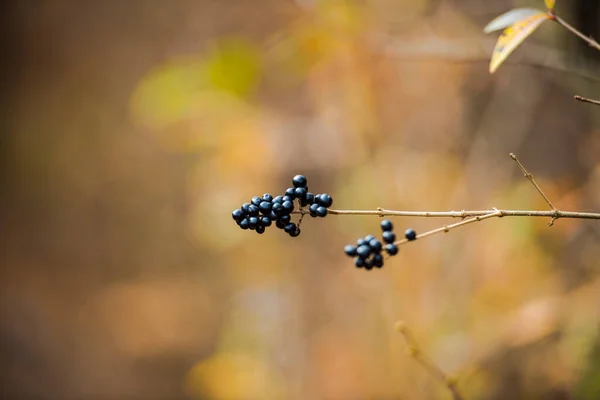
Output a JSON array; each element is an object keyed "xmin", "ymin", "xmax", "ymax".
[
  {"xmin": 574, "ymin": 95, "xmax": 600, "ymax": 106},
  {"xmin": 510, "ymin": 153, "xmax": 556, "ymax": 211},
  {"xmin": 551, "ymin": 14, "xmax": 600, "ymax": 52},
  {"xmin": 292, "ymin": 209, "xmax": 600, "ymax": 220},
  {"xmin": 395, "ymin": 321, "xmax": 465, "ymax": 400}
]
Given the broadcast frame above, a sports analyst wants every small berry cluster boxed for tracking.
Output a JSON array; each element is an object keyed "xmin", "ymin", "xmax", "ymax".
[
  {"xmin": 231, "ymin": 175, "xmax": 333, "ymax": 237},
  {"xmin": 344, "ymin": 220, "xmax": 418, "ymax": 270}
]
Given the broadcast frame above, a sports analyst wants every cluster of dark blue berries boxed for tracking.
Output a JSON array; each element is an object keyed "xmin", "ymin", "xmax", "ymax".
[
  {"xmin": 344, "ymin": 220, "xmax": 417, "ymax": 270},
  {"xmin": 231, "ymin": 175, "xmax": 333, "ymax": 237}
]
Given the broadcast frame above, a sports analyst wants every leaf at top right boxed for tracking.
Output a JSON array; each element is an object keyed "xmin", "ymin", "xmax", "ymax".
[{"xmin": 545, "ymin": 0, "xmax": 555, "ymax": 11}]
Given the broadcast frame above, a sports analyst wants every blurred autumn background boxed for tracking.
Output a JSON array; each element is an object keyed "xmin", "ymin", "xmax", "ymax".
[{"xmin": 2, "ymin": 0, "xmax": 600, "ymax": 399}]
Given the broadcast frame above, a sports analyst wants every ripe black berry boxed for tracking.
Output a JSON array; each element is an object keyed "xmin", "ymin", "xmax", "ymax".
[
  {"xmin": 292, "ymin": 175, "xmax": 307, "ymax": 188},
  {"xmin": 241, "ymin": 203, "xmax": 251, "ymax": 213},
  {"xmin": 256, "ymin": 225, "xmax": 265, "ymax": 234},
  {"xmin": 294, "ymin": 187, "xmax": 307, "ymax": 199},
  {"xmin": 273, "ymin": 195, "xmax": 284, "ymax": 203},
  {"xmin": 248, "ymin": 217, "xmax": 259, "ymax": 229},
  {"xmin": 282, "ymin": 195, "xmax": 293, "ymax": 203},
  {"xmin": 279, "ymin": 215, "xmax": 291, "ymax": 224},
  {"xmin": 380, "ymin": 219, "xmax": 393, "ymax": 232},
  {"xmin": 276, "ymin": 219, "xmax": 287, "ymax": 229},
  {"xmin": 232, "ymin": 209, "xmax": 244, "ymax": 221},
  {"xmin": 344, "ymin": 245, "xmax": 357, "ymax": 256},
  {"xmin": 364, "ymin": 234, "xmax": 375, "ymax": 243},
  {"xmin": 369, "ymin": 238, "xmax": 382, "ymax": 252},
  {"xmin": 373, "ymin": 254, "xmax": 383, "ymax": 268},
  {"xmin": 364, "ymin": 259, "xmax": 373, "ymax": 270},
  {"xmin": 259, "ymin": 201, "xmax": 272, "ymax": 214},
  {"xmin": 355, "ymin": 257, "xmax": 365, "ymax": 268},
  {"xmin": 405, "ymin": 228, "xmax": 417, "ymax": 241},
  {"xmin": 304, "ymin": 192, "xmax": 315, "ymax": 205},
  {"xmin": 282, "ymin": 200, "xmax": 294, "ymax": 213},
  {"xmin": 272, "ymin": 202, "xmax": 284, "ymax": 216},
  {"xmin": 251, "ymin": 196, "xmax": 262, "ymax": 206},
  {"xmin": 247, "ymin": 204, "xmax": 259, "ymax": 216},
  {"xmin": 308, "ymin": 203, "xmax": 319, "ymax": 217},
  {"xmin": 385, "ymin": 243, "xmax": 398, "ymax": 256},
  {"xmin": 284, "ymin": 223, "xmax": 297, "ymax": 234},
  {"xmin": 289, "ymin": 227, "xmax": 301, "ymax": 237},
  {"xmin": 261, "ymin": 216, "xmax": 271, "ymax": 225},
  {"xmin": 356, "ymin": 238, "xmax": 367, "ymax": 246},
  {"xmin": 382, "ymin": 231, "xmax": 396, "ymax": 244},
  {"xmin": 262, "ymin": 193, "xmax": 273, "ymax": 202},
  {"xmin": 315, "ymin": 206, "xmax": 328, "ymax": 217},
  {"xmin": 316, "ymin": 193, "xmax": 333, "ymax": 208},
  {"xmin": 239, "ymin": 219, "xmax": 249, "ymax": 230},
  {"xmin": 356, "ymin": 245, "xmax": 371, "ymax": 258},
  {"xmin": 285, "ymin": 188, "xmax": 296, "ymax": 199}
]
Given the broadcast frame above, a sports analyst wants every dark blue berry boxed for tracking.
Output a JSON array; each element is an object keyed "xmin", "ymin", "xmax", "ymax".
[
  {"xmin": 282, "ymin": 200, "xmax": 294, "ymax": 213},
  {"xmin": 259, "ymin": 201, "xmax": 272, "ymax": 214},
  {"xmin": 241, "ymin": 203, "xmax": 251, "ymax": 213},
  {"xmin": 315, "ymin": 206, "xmax": 328, "ymax": 217},
  {"xmin": 248, "ymin": 217, "xmax": 259, "ymax": 229},
  {"xmin": 256, "ymin": 225, "xmax": 265, "ymax": 234},
  {"xmin": 301, "ymin": 192, "xmax": 315, "ymax": 207},
  {"xmin": 364, "ymin": 234, "xmax": 375, "ymax": 243},
  {"xmin": 248, "ymin": 204, "xmax": 259, "ymax": 216},
  {"xmin": 284, "ymin": 223, "xmax": 297, "ymax": 234},
  {"xmin": 382, "ymin": 231, "xmax": 396, "ymax": 244},
  {"xmin": 373, "ymin": 254, "xmax": 383, "ymax": 268},
  {"xmin": 369, "ymin": 239, "xmax": 382, "ymax": 252},
  {"xmin": 261, "ymin": 216, "xmax": 272, "ymax": 227},
  {"xmin": 308, "ymin": 203, "xmax": 319, "ymax": 217},
  {"xmin": 289, "ymin": 227, "xmax": 301, "ymax": 237},
  {"xmin": 276, "ymin": 219, "xmax": 287, "ymax": 229},
  {"xmin": 385, "ymin": 243, "xmax": 398, "ymax": 256},
  {"xmin": 316, "ymin": 193, "xmax": 333, "ymax": 208},
  {"xmin": 356, "ymin": 245, "xmax": 371, "ymax": 258},
  {"xmin": 355, "ymin": 257, "xmax": 365, "ymax": 268},
  {"xmin": 364, "ymin": 260, "xmax": 373, "ymax": 270},
  {"xmin": 232, "ymin": 209, "xmax": 244, "ymax": 221},
  {"xmin": 278, "ymin": 215, "xmax": 291, "ymax": 224},
  {"xmin": 273, "ymin": 195, "xmax": 284, "ymax": 204},
  {"xmin": 294, "ymin": 187, "xmax": 307, "ymax": 199},
  {"xmin": 251, "ymin": 196, "xmax": 262, "ymax": 206},
  {"xmin": 239, "ymin": 218, "xmax": 249, "ymax": 230},
  {"xmin": 272, "ymin": 202, "xmax": 284, "ymax": 216},
  {"xmin": 344, "ymin": 245, "xmax": 357, "ymax": 257},
  {"xmin": 405, "ymin": 228, "xmax": 417, "ymax": 241},
  {"xmin": 282, "ymin": 195, "xmax": 293, "ymax": 203},
  {"xmin": 356, "ymin": 238, "xmax": 367, "ymax": 246},
  {"xmin": 292, "ymin": 175, "xmax": 307, "ymax": 188},
  {"xmin": 262, "ymin": 193, "xmax": 273, "ymax": 202},
  {"xmin": 380, "ymin": 219, "xmax": 393, "ymax": 232},
  {"xmin": 285, "ymin": 188, "xmax": 296, "ymax": 199}
]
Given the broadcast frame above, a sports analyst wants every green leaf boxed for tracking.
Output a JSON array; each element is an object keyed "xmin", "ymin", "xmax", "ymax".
[
  {"xmin": 489, "ymin": 13, "xmax": 550, "ymax": 74},
  {"xmin": 545, "ymin": 0, "xmax": 555, "ymax": 11},
  {"xmin": 484, "ymin": 8, "xmax": 545, "ymax": 34}
]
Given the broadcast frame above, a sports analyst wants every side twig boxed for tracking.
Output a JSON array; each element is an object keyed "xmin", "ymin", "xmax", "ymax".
[
  {"xmin": 509, "ymin": 153, "xmax": 558, "ymax": 226},
  {"xmin": 550, "ymin": 14, "xmax": 600, "ymax": 52},
  {"xmin": 574, "ymin": 95, "xmax": 600, "ymax": 106},
  {"xmin": 395, "ymin": 321, "xmax": 465, "ymax": 400}
]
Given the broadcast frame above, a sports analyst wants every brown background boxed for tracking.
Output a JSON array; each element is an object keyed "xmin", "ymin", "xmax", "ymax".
[{"xmin": 1, "ymin": 1, "xmax": 600, "ymax": 399}]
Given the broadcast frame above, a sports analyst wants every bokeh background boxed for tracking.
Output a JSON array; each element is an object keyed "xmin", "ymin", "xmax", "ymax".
[{"xmin": 2, "ymin": 1, "xmax": 600, "ymax": 399}]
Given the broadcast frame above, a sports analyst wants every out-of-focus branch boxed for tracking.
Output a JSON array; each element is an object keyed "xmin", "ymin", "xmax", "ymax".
[
  {"xmin": 395, "ymin": 321, "xmax": 465, "ymax": 400},
  {"xmin": 574, "ymin": 95, "xmax": 600, "ymax": 106}
]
